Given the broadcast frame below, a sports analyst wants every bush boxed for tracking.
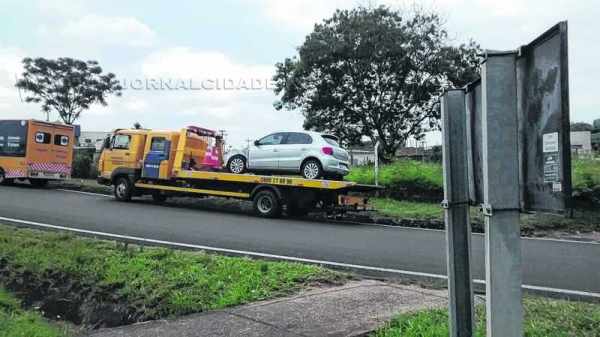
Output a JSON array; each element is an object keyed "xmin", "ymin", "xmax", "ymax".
[
  {"xmin": 72, "ymin": 149, "xmax": 96, "ymax": 179},
  {"xmin": 347, "ymin": 160, "xmax": 444, "ymax": 201}
]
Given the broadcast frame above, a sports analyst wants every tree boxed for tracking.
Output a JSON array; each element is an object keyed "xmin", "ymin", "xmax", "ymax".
[
  {"xmin": 133, "ymin": 122, "xmax": 142, "ymax": 129},
  {"xmin": 571, "ymin": 122, "xmax": 593, "ymax": 132},
  {"xmin": 273, "ymin": 6, "xmax": 480, "ymax": 161},
  {"xmin": 15, "ymin": 57, "xmax": 122, "ymax": 124}
]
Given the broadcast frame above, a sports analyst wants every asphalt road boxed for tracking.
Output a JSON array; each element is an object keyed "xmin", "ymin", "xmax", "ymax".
[{"xmin": 1, "ymin": 185, "xmax": 598, "ymax": 294}]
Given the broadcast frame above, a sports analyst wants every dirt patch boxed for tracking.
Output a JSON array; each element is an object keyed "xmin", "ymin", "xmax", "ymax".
[{"xmin": 0, "ymin": 258, "xmax": 143, "ymax": 329}]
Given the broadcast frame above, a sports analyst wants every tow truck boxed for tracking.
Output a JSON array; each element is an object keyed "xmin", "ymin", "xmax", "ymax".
[{"xmin": 97, "ymin": 126, "xmax": 380, "ymax": 218}]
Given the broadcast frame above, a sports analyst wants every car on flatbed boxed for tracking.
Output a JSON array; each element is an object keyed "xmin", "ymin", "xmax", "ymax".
[{"xmin": 225, "ymin": 131, "xmax": 351, "ymax": 180}]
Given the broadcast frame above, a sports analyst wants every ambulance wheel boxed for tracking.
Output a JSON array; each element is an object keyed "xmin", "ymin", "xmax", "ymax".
[
  {"xmin": 29, "ymin": 179, "xmax": 49, "ymax": 188},
  {"xmin": 114, "ymin": 177, "xmax": 133, "ymax": 201},
  {"xmin": 152, "ymin": 192, "xmax": 167, "ymax": 203},
  {"xmin": 227, "ymin": 155, "xmax": 247, "ymax": 174},
  {"xmin": 253, "ymin": 190, "xmax": 281, "ymax": 218},
  {"xmin": 0, "ymin": 171, "xmax": 13, "ymax": 186}
]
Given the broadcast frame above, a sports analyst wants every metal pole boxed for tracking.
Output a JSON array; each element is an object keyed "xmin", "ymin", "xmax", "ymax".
[
  {"xmin": 480, "ymin": 52, "xmax": 523, "ymax": 337},
  {"xmin": 374, "ymin": 141, "xmax": 380, "ymax": 186},
  {"xmin": 441, "ymin": 90, "xmax": 474, "ymax": 337}
]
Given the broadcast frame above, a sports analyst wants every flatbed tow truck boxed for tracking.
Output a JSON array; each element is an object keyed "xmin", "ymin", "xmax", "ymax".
[{"xmin": 97, "ymin": 126, "xmax": 380, "ymax": 218}]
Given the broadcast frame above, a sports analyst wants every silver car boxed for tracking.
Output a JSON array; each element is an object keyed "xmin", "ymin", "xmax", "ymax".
[{"xmin": 225, "ymin": 131, "xmax": 350, "ymax": 180}]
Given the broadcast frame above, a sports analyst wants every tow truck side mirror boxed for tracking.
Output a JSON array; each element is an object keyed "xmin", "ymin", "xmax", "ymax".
[{"xmin": 102, "ymin": 136, "xmax": 111, "ymax": 150}]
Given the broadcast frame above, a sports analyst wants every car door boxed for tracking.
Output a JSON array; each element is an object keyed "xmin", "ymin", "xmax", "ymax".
[
  {"xmin": 248, "ymin": 133, "xmax": 285, "ymax": 170},
  {"xmin": 278, "ymin": 132, "xmax": 312, "ymax": 170}
]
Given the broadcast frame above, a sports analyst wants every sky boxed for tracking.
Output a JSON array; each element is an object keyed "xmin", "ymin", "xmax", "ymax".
[{"xmin": 0, "ymin": 0, "xmax": 598, "ymax": 148}]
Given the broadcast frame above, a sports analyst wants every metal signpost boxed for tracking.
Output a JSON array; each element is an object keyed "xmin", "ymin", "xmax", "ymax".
[
  {"xmin": 441, "ymin": 22, "xmax": 571, "ymax": 337},
  {"xmin": 441, "ymin": 90, "xmax": 474, "ymax": 337}
]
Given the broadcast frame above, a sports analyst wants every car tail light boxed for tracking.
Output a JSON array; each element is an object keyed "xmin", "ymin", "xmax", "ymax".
[{"xmin": 322, "ymin": 147, "xmax": 334, "ymax": 155}]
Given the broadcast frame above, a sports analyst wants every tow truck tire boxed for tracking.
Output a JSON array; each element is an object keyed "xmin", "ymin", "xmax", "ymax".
[
  {"xmin": 301, "ymin": 159, "xmax": 323, "ymax": 180},
  {"xmin": 114, "ymin": 177, "xmax": 133, "ymax": 201},
  {"xmin": 227, "ymin": 155, "xmax": 247, "ymax": 174},
  {"xmin": 253, "ymin": 190, "xmax": 281, "ymax": 218},
  {"xmin": 29, "ymin": 179, "xmax": 49, "ymax": 188}
]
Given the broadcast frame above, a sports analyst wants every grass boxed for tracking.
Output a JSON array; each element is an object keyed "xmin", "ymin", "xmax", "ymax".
[
  {"xmin": 371, "ymin": 198, "xmax": 442, "ymax": 220},
  {"xmin": 372, "ymin": 296, "xmax": 600, "ymax": 337},
  {"xmin": 347, "ymin": 160, "xmax": 443, "ymax": 189},
  {"xmin": 0, "ymin": 287, "xmax": 68, "ymax": 337},
  {"xmin": 349, "ymin": 158, "xmax": 600, "ymax": 191},
  {"xmin": 572, "ymin": 157, "xmax": 600, "ymax": 189},
  {"xmin": 0, "ymin": 224, "xmax": 341, "ymax": 320}
]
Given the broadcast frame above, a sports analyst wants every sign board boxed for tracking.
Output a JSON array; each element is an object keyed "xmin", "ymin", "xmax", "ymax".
[
  {"xmin": 516, "ymin": 22, "xmax": 571, "ymax": 213},
  {"xmin": 464, "ymin": 21, "xmax": 571, "ymax": 213}
]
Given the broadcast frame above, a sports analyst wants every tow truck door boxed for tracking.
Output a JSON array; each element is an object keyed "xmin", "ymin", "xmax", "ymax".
[{"xmin": 142, "ymin": 136, "xmax": 171, "ymax": 179}]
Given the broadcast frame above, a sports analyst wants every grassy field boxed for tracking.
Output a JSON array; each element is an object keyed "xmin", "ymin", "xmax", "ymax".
[
  {"xmin": 0, "ymin": 224, "xmax": 341, "ymax": 324},
  {"xmin": 347, "ymin": 160, "xmax": 443, "ymax": 189},
  {"xmin": 372, "ymin": 296, "xmax": 600, "ymax": 337},
  {"xmin": 370, "ymin": 198, "xmax": 442, "ymax": 220},
  {"xmin": 0, "ymin": 287, "xmax": 68, "ymax": 337},
  {"xmin": 349, "ymin": 158, "xmax": 600, "ymax": 191}
]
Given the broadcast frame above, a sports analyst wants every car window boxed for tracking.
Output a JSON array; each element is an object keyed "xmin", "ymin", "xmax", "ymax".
[
  {"xmin": 112, "ymin": 134, "xmax": 131, "ymax": 150},
  {"xmin": 0, "ymin": 121, "xmax": 27, "ymax": 157},
  {"xmin": 284, "ymin": 132, "xmax": 312, "ymax": 145},
  {"xmin": 150, "ymin": 137, "xmax": 167, "ymax": 152},
  {"xmin": 322, "ymin": 135, "xmax": 340, "ymax": 147},
  {"xmin": 258, "ymin": 133, "xmax": 285, "ymax": 145}
]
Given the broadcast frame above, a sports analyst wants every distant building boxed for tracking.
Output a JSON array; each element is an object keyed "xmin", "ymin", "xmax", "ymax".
[
  {"xmin": 78, "ymin": 131, "xmax": 110, "ymax": 151},
  {"xmin": 570, "ymin": 131, "xmax": 592, "ymax": 155}
]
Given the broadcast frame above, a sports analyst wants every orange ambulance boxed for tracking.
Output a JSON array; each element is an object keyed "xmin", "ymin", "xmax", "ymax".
[{"xmin": 0, "ymin": 119, "xmax": 74, "ymax": 187}]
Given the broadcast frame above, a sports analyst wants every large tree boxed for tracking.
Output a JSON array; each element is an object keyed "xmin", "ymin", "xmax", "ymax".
[
  {"xmin": 273, "ymin": 6, "xmax": 480, "ymax": 161},
  {"xmin": 15, "ymin": 57, "xmax": 122, "ymax": 124}
]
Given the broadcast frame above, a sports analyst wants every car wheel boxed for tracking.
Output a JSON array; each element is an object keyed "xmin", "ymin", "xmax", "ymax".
[
  {"xmin": 29, "ymin": 179, "xmax": 49, "ymax": 188},
  {"xmin": 253, "ymin": 190, "xmax": 281, "ymax": 218},
  {"xmin": 114, "ymin": 177, "xmax": 133, "ymax": 201},
  {"xmin": 227, "ymin": 155, "xmax": 247, "ymax": 174},
  {"xmin": 301, "ymin": 159, "xmax": 323, "ymax": 180}
]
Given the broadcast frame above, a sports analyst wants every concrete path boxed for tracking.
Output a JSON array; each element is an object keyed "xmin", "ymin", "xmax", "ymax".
[{"xmin": 87, "ymin": 280, "xmax": 447, "ymax": 337}]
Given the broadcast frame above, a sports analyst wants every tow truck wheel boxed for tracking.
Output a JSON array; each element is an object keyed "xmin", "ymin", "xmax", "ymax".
[
  {"xmin": 114, "ymin": 177, "xmax": 133, "ymax": 201},
  {"xmin": 227, "ymin": 155, "xmax": 247, "ymax": 174},
  {"xmin": 29, "ymin": 179, "xmax": 49, "ymax": 188},
  {"xmin": 253, "ymin": 190, "xmax": 281, "ymax": 218}
]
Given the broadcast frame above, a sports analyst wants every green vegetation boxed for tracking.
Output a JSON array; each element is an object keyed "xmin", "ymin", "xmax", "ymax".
[
  {"xmin": 0, "ymin": 224, "xmax": 341, "ymax": 321},
  {"xmin": 349, "ymin": 158, "xmax": 600, "ymax": 192},
  {"xmin": 572, "ymin": 157, "xmax": 600, "ymax": 189},
  {"xmin": 0, "ymin": 287, "xmax": 67, "ymax": 337},
  {"xmin": 347, "ymin": 160, "xmax": 443, "ymax": 190},
  {"xmin": 371, "ymin": 198, "xmax": 442, "ymax": 220},
  {"xmin": 372, "ymin": 296, "xmax": 600, "ymax": 337}
]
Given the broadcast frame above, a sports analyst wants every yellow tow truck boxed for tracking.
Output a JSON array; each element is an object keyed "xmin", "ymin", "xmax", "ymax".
[{"xmin": 97, "ymin": 126, "xmax": 379, "ymax": 218}]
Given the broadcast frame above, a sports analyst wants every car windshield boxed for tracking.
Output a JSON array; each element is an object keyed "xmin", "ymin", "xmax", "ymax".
[{"xmin": 322, "ymin": 135, "xmax": 340, "ymax": 147}]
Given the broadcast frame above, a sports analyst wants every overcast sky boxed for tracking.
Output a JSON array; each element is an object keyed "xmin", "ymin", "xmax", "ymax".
[{"xmin": 0, "ymin": 0, "xmax": 598, "ymax": 147}]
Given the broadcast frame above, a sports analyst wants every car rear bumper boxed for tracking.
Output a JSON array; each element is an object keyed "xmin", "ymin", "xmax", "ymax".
[{"xmin": 323, "ymin": 158, "xmax": 350, "ymax": 175}]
